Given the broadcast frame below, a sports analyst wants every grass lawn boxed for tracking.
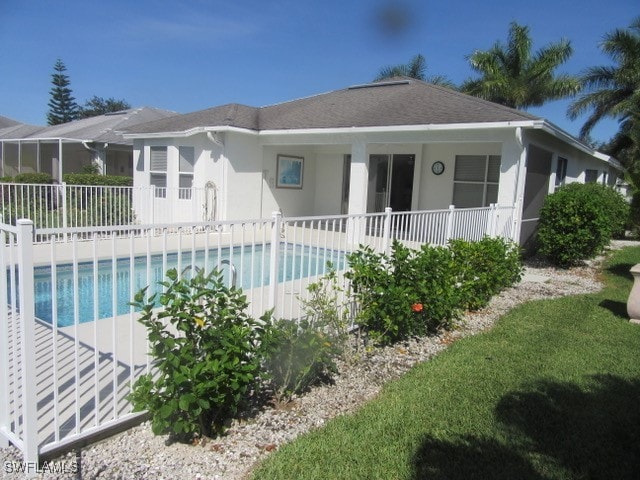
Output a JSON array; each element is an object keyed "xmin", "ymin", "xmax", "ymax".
[{"xmin": 251, "ymin": 247, "xmax": 640, "ymax": 479}]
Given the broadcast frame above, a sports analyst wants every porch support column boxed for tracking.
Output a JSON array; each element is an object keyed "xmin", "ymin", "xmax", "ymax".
[
  {"xmin": 347, "ymin": 141, "xmax": 368, "ymax": 215},
  {"xmin": 511, "ymin": 128, "xmax": 528, "ymax": 243}
]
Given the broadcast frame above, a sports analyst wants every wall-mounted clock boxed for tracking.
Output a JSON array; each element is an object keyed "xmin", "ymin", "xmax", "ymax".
[{"xmin": 431, "ymin": 161, "xmax": 445, "ymax": 175}]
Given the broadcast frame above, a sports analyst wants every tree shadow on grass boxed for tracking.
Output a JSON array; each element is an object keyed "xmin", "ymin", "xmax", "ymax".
[
  {"xmin": 411, "ymin": 375, "xmax": 640, "ymax": 479},
  {"xmin": 411, "ymin": 435, "xmax": 544, "ymax": 480}
]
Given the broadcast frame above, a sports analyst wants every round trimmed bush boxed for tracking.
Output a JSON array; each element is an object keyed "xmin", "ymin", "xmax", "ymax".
[{"xmin": 537, "ymin": 183, "xmax": 628, "ymax": 267}]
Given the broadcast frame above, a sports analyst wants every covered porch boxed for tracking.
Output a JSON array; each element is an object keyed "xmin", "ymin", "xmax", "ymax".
[
  {"xmin": 254, "ymin": 126, "xmax": 526, "ymax": 238},
  {"xmin": 0, "ymin": 138, "xmax": 132, "ymax": 179}
]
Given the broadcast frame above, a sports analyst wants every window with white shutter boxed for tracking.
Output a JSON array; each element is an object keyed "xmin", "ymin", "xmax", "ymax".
[
  {"xmin": 150, "ymin": 146, "xmax": 167, "ymax": 198},
  {"xmin": 452, "ymin": 155, "xmax": 501, "ymax": 207},
  {"xmin": 178, "ymin": 146, "xmax": 195, "ymax": 200}
]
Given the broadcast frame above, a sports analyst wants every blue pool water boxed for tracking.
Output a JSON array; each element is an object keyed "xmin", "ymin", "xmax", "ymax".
[{"xmin": 32, "ymin": 243, "xmax": 347, "ymax": 327}]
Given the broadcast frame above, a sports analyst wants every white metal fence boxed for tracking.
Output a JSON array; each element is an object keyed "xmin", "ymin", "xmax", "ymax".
[
  {"xmin": 0, "ymin": 183, "xmax": 214, "ymax": 237},
  {"xmin": 0, "ymin": 204, "xmax": 517, "ymax": 468}
]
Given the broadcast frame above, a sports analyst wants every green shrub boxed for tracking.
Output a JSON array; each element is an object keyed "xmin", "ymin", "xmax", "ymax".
[
  {"xmin": 346, "ymin": 239, "xmax": 523, "ymax": 344},
  {"xmin": 595, "ymin": 183, "xmax": 630, "ymax": 238},
  {"xmin": 63, "ymin": 173, "xmax": 133, "ymax": 186},
  {"xmin": 13, "ymin": 172, "xmax": 54, "ymax": 184},
  {"xmin": 262, "ymin": 266, "xmax": 350, "ymax": 402},
  {"xmin": 537, "ymin": 183, "xmax": 627, "ymax": 267},
  {"xmin": 261, "ymin": 318, "xmax": 339, "ymax": 402},
  {"xmin": 129, "ymin": 268, "xmax": 271, "ymax": 442},
  {"xmin": 449, "ymin": 237, "xmax": 523, "ymax": 310},
  {"xmin": 346, "ymin": 242, "xmax": 461, "ymax": 344},
  {"xmin": 628, "ymin": 190, "xmax": 640, "ymax": 237},
  {"xmin": 398, "ymin": 243, "xmax": 462, "ymax": 333},
  {"xmin": 86, "ymin": 191, "xmax": 134, "ymax": 226}
]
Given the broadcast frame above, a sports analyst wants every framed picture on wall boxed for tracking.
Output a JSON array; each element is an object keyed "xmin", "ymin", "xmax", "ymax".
[{"xmin": 276, "ymin": 155, "xmax": 304, "ymax": 189}]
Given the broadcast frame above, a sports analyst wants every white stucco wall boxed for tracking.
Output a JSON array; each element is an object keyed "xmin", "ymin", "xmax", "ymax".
[
  {"xmin": 131, "ymin": 125, "xmax": 620, "ymax": 224},
  {"xmin": 418, "ymin": 142, "xmax": 503, "ymax": 210},
  {"xmin": 524, "ymin": 130, "xmax": 619, "ymax": 191},
  {"xmin": 314, "ymin": 150, "xmax": 349, "ymax": 215},
  {"xmin": 260, "ymin": 145, "xmax": 317, "ymax": 218}
]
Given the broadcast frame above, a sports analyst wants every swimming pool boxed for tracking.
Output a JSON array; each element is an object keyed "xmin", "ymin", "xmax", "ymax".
[{"xmin": 32, "ymin": 243, "xmax": 347, "ymax": 327}]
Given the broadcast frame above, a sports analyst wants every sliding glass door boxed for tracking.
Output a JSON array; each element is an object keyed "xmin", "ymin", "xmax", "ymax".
[{"xmin": 367, "ymin": 154, "xmax": 415, "ymax": 213}]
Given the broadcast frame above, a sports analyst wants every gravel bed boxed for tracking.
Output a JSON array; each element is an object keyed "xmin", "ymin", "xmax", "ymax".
[{"xmin": 1, "ymin": 241, "xmax": 633, "ymax": 479}]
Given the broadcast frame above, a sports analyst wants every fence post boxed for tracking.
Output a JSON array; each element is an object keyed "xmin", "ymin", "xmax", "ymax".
[
  {"xmin": 149, "ymin": 186, "xmax": 156, "ymax": 224},
  {"xmin": 381, "ymin": 207, "xmax": 392, "ymax": 255},
  {"xmin": 0, "ymin": 230, "xmax": 8, "ymax": 448},
  {"xmin": 486, "ymin": 203, "xmax": 497, "ymax": 238},
  {"xmin": 61, "ymin": 181, "xmax": 68, "ymax": 232},
  {"xmin": 268, "ymin": 211, "xmax": 282, "ymax": 315},
  {"xmin": 512, "ymin": 198, "xmax": 522, "ymax": 243},
  {"xmin": 445, "ymin": 204, "xmax": 455, "ymax": 242},
  {"xmin": 16, "ymin": 219, "xmax": 38, "ymax": 469}
]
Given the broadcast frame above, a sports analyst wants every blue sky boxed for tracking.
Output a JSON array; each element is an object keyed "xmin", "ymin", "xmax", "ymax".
[{"xmin": 1, "ymin": 0, "xmax": 636, "ymax": 144}]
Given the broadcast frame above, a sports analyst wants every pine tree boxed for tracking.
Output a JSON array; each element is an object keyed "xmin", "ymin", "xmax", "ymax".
[{"xmin": 47, "ymin": 59, "xmax": 79, "ymax": 125}]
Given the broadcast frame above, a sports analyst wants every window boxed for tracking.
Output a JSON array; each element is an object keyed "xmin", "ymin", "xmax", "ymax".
[
  {"xmin": 555, "ymin": 157, "xmax": 568, "ymax": 188},
  {"xmin": 178, "ymin": 146, "xmax": 195, "ymax": 200},
  {"xmin": 585, "ymin": 169, "xmax": 598, "ymax": 183},
  {"xmin": 452, "ymin": 155, "xmax": 500, "ymax": 207},
  {"xmin": 150, "ymin": 146, "xmax": 167, "ymax": 198}
]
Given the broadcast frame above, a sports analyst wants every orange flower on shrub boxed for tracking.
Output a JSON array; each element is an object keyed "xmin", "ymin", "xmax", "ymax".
[{"xmin": 411, "ymin": 303, "xmax": 423, "ymax": 313}]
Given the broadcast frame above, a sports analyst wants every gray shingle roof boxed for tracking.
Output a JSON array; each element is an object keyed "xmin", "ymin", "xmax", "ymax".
[
  {"xmin": 1, "ymin": 107, "xmax": 177, "ymax": 145},
  {"xmin": 0, "ymin": 115, "xmax": 22, "ymax": 129},
  {"xmin": 126, "ymin": 79, "xmax": 541, "ymax": 135},
  {"xmin": 128, "ymin": 104, "xmax": 260, "ymax": 134},
  {"xmin": 0, "ymin": 122, "xmax": 44, "ymax": 139}
]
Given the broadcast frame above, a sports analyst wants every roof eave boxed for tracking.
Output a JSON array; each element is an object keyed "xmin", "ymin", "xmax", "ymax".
[
  {"xmin": 0, "ymin": 136, "xmax": 90, "ymax": 143},
  {"xmin": 123, "ymin": 125, "xmax": 258, "ymax": 139},
  {"xmin": 258, "ymin": 121, "xmax": 539, "ymax": 136},
  {"xmin": 535, "ymin": 121, "xmax": 623, "ymax": 170}
]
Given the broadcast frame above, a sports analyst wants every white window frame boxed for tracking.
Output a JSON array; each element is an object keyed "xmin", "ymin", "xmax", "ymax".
[
  {"xmin": 452, "ymin": 155, "xmax": 501, "ymax": 208},
  {"xmin": 178, "ymin": 146, "xmax": 195, "ymax": 200},
  {"xmin": 149, "ymin": 146, "xmax": 168, "ymax": 198},
  {"xmin": 585, "ymin": 169, "xmax": 599, "ymax": 184},
  {"xmin": 555, "ymin": 157, "xmax": 568, "ymax": 188}
]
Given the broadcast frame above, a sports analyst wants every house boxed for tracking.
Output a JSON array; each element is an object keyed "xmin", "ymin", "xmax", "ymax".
[
  {"xmin": 0, "ymin": 107, "xmax": 176, "ymax": 180},
  {"xmin": 124, "ymin": 78, "xmax": 622, "ymax": 244}
]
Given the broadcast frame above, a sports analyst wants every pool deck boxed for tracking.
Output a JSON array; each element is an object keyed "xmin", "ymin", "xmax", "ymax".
[{"xmin": 5, "ymin": 311, "xmax": 148, "ymax": 452}]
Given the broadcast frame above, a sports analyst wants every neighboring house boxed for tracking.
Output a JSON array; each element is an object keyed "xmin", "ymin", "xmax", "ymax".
[
  {"xmin": 124, "ymin": 78, "xmax": 622, "ymax": 244},
  {"xmin": 0, "ymin": 107, "xmax": 176, "ymax": 180}
]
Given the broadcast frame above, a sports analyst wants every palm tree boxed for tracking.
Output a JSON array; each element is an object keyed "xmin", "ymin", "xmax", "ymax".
[
  {"xmin": 461, "ymin": 22, "xmax": 580, "ymax": 109},
  {"xmin": 375, "ymin": 54, "xmax": 456, "ymax": 88},
  {"xmin": 568, "ymin": 17, "xmax": 640, "ymax": 142}
]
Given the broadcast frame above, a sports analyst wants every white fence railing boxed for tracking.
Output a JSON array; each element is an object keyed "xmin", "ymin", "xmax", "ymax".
[
  {"xmin": 0, "ymin": 183, "xmax": 214, "ymax": 237},
  {"xmin": 0, "ymin": 204, "xmax": 517, "ymax": 469}
]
